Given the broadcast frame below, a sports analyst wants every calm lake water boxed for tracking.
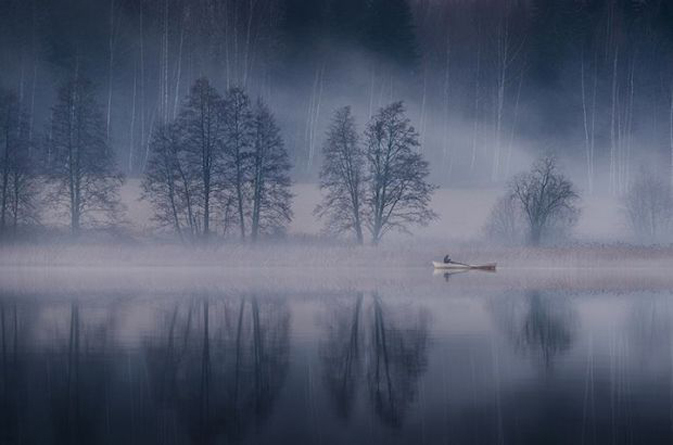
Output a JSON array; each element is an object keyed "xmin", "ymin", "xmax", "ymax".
[{"xmin": 1, "ymin": 267, "xmax": 673, "ymax": 444}]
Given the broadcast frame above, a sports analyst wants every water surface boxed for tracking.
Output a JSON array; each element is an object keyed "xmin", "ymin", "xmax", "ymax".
[{"xmin": 1, "ymin": 268, "xmax": 672, "ymax": 444}]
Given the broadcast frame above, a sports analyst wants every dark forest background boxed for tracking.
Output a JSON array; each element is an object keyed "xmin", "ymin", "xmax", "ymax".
[{"xmin": 2, "ymin": 0, "xmax": 673, "ymax": 192}]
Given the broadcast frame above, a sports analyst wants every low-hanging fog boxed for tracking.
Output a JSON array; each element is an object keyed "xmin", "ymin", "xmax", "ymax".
[{"xmin": 2, "ymin": 0, "xmax": 673, "ymax": 249}]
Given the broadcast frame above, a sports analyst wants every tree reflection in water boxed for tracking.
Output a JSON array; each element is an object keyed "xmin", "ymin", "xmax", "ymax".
[
  {"xmin": 492, "ymin": 291, "xmax": 576, "ymax": 369},
  {"xmin": 320, "ymin": 293, "xmax": 363, "ymax": 420},
  {"xmin": 0, "ymin": 299, "xmax": 22, "ymax": 444},
  {"xmin": 320, "ymin": 292, "xmax": 429, "ymax": 428},
  {"xmin": 144, "ymin": 293, "xmax": 290, "ymax": 444},
  {"xmin": 48, "ymin": 301, "xmax": 119, "ymax": 444}
]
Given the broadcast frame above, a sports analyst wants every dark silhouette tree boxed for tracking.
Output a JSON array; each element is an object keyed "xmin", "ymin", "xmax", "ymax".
[
  {"xmin": 315, "ymin": 106, "xmax": 366, "ymax": 244},
  {"xmin": 250, "ymin": 99, "xmax": 293, "ymax": 242},
  {"xmin": 178, "ymin": 78, "xmax": 225, "ymax": 239},
  {"xmin": 46, "ymin": 76, "xmax": 123, "ymax": 235},
  {"xmin": 365, "ymin": 102, "xmax": 436, "ymax": 245},
  {"xmin": 142, "ymin": 122, "xmax": 197, "ymax": 241},
  {"xmin": 222, "ymin": 87, "xmax": 255, "ymax": 240},
  {"xmin": 0, "ymin": 89, "xmax": 37, "ymax": 236},
  {"xmin": 509, "ymin": 155, "xmax": 580, "ymax": 245}
]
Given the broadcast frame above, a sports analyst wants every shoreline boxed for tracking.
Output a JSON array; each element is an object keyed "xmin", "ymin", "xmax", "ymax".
[{"xmin": 1, "ymin": 241, "xmax": 673, "ymax": 268}]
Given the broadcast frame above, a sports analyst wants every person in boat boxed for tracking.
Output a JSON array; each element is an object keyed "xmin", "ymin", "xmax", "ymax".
[{"xmin": 443, "ymin": 254, "xmax": 452, "ymax": 264}]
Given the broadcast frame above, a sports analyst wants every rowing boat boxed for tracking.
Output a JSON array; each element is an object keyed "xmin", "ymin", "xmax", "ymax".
[{"xmin": 432, "ymin": 261, "xmax": 497, "ymax": 271}]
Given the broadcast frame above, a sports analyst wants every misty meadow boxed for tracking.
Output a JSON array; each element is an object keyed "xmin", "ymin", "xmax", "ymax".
[{"xmin": 3, "ymin": 1, "xmax": 673, "ymax": 444}]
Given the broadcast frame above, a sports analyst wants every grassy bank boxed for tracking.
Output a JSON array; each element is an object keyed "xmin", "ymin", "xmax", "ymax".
[{"xmin": 1, "ymin": 240, "xmax": 672, "ymax": 269}]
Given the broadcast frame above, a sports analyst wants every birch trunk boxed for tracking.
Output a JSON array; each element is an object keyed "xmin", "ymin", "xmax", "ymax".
[{"xmin": 106, "ymin": 0, "xmax": 115, "ymax": 141}]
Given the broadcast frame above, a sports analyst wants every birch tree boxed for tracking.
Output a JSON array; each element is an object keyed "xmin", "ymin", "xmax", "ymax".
[
  {"xmin": 365, "ymin": 102, "xmax": 436, "ymax": 245},
  {"xmin": 315, "ymin": 106, "xmax": 366, "ymax": 244}
]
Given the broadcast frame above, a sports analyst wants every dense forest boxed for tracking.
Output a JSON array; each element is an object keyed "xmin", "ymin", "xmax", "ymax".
[{"xmin": 1, "ymin": 0, "xmax": 672, "ymax": 189}]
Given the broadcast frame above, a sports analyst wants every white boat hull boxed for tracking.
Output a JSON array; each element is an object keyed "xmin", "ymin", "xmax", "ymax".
[{"xmin": 432, "ymin": 261, "xmax": 496, "ymax": 271}]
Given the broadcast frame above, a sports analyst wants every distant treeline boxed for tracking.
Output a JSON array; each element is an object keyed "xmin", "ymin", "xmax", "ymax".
[{"xmin": 0, "ymin": 77, "xmax": 436, "ymax": 244}]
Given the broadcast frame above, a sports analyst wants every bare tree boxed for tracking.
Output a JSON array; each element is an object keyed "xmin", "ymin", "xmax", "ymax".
[
  {"xmin": 364, "ymin": 102, "xmax": 437, "ymax": 245},
  {"xmin": 250, "ymin": 99, "xmax": 293, "ymax": 242},
  {"xmin": 178, "ymin": 78, "xmax": 225, "ymax": 239},
  {"xmin": 315, "ymin": 106, "xmax": 366, "ymax": 244},
  {"xmin": 509, "ymin": 155, "xmax": 580, "ymax": 245},
  {"xmin": 221, "ymin": 87, "xmax": 254, "ymax": 240},
  {"xmin": 142, "ymin": 122, "xmax": 196, "ymax": 241},
  {"xmin": 622, "ymin": 169, "xmax": 673, "ymax": 242},
  {"xmin": 0, "ymin": 89, "xmax": 38, "ymax": 235},
  {"xmin": 46, "ymin": 77, "xmax": 124, "ymax": 235}
]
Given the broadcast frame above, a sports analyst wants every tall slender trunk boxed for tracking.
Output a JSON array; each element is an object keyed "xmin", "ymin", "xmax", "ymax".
[
  {"xmin": 419, "ymin": 65, "xmax": 427, "ymax": 148},
  {"xmin": 164, "ymin": 155, "xmax": 182, "ymax": 241},
  {"xmin": 203, "ymin": 169, "xmax": 210, "ymax": 238},
  {"xmin": 623, "ymin": 56, "xmax": 635, "ymax": 192},
  {"xmin": 139, "ymin": 5, "xmax": 146, "ymax": 173},
  {"xmin": 28, "ymin": 0, "xmax": 37, "ymax": 149},
  {"xmin": 233, "ymin": 0, "xmax": 239, "ymax": 83},
  {"xmin": 128, "ymin": 67, "xmax": 137, "ymax": 174},
  {"xmin": 251, "ymin": 146, "xmax": 263, "ymax": 242},
  {"xmin": 223, "ymin": 0, "xmax": 231, "ymax": 89},
  {"xmin": 670, "ymin": 83, "xmax": 673, "ymax": 190},
  {"xmin": 176, "ymin": 161, "xmax": 195, "ymax": 238},
  {"xmin": 492, "ymin": 20, "xmax": 508, "ymax": 183},
  {"xmin": 11, "ymin": 171, "xmax": 20, "ymax": 230},
  {"xmin": 200, "ymin": 98, "xmax": 212, "ymax": 238},
  {"xmin": 161, "ymin": 0, "xmax": 169, "ymax": 124},
  {"xmin": 609, "ymin": 46, "xmax": 619, "ymax": 195},
  {"xmin": 443, "ymin": 31, "xmax": 452, "ymax": 182},
  {"xmin": 581, "ymin": 49, "xmax": 593, "ymax": 194},
  {"xmin": 69, "ymin": 85, "xmax": 80, "ymax": 235},
  {"xmin": 242, "ymin": 0, "xmax": 257, "ymax": 87},
  {"xmin": 305, "ymin": 63, "xmax": 324, "ymax": 171},
  {"xmin": 236, "ymin": 135, "xmax": 246, "ymax": 240},
  {"xmin": 505, "ymin": 69, "xmax": 523, "ymax": 178},
  {"xmin": 470, "ymin": 39, "xmax": 481, "ymax": 172},
  {"xmin": 353, "ymin": 195, "xmax": 363, "ymax": 245},
  {"xmin": 106, "ymin": 0, "xmax": 115, "ymax": 141},
  {"xmin": 0, "ymin": 108, "xmax": 11, "ymax": 232},
  {"xmin": 173, "ymin": 21, "xmax": 184, "ymax": 120}
]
